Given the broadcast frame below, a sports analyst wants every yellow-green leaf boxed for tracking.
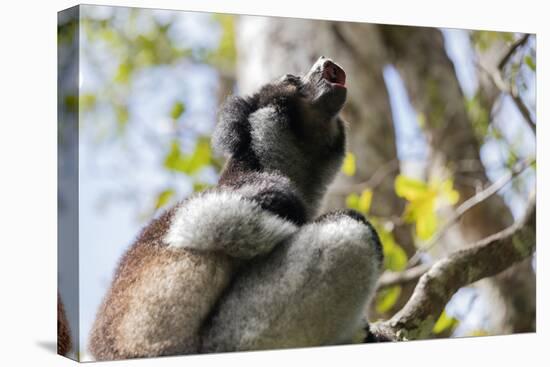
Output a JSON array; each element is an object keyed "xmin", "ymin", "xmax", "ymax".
[
  {"xmin": 433, "ymin": 310, "xmax": 459, "ymax": 334},
  {"xmin": 376, "ymin": 286, "xmax": 401, "ymax": 313},
  {"xmin": 115, "ymin": 60, "xmax": 132, "ymax": 84},
  {"xmin": 358, "ymin": 189, "xmax": 373, "ymax": 214},
  {"xmin": 155, "ymin": 189, "xmax": 175, "ymax": 209},
  {"xmin": 371, "ymin": 219, "xmax": 408, "ymax": 271},
  {"xmin": 79, "ymin": 93, "xmax": 96, "ymax": 110},
  {"xmin": 468, "ymin": 329, "xmax": 489, "ymax": 337},
  {"xmin": 417, "ymin": 212, "xmax": 437, "ymax": 241},
  {"xmin": 384, "ymin": 240, "xmax": 408, "ymax": 271},
  {"xmin": 395, "ymin": 175, "xmax": 429, "ymax": 201},
  {"xmin": 345, "ymin": 189, "xmax": 373, "ymax": 215},
  {"xmin": 342, "ymin": 152, "xmax": 356, "ymax": 176},
  {"xmin": 346, "ymin": 193, "xmax": 360, "ymax": 210},
  {"xmin": 170, "ymin": 101, "xmax": 185, "ymax": 120},
  {"xmin": 441, "ymin": 179, "xmax": 460, "ymax": 205},
  {"xmin": 164, "ymin": 138, "xmax": 212, "ymax": 175},
  {"xmin": 525, "ymin": 55, "xmax": 536, "ymax": 71},
  {"xmin": 192, "ymin": 182, "xmax": 210, "ymax": 193}
]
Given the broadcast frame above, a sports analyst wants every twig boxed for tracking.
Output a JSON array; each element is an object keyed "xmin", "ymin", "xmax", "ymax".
[
  {"xmin": 510, "ymin": 93, "xmax": 537, "ymax": 133},
  {"xmin": 370, "ymin": 194, "xmax": 535, "ymax": 341},
  {"xmin": 377, "ymin": 263, "xmax": 431, "ymax": 290},
  {"xmin": 498, "ymin": 34, "xmax": 531, "ymax": 71},
  {"xmin": 407, "ymin": 158, "xmax": 534, "ymax": 266}
]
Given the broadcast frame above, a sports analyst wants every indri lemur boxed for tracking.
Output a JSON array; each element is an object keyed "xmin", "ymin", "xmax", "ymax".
[{"xmin": 89, "ymin": 57, "xmax": 383, "ymax": 360}]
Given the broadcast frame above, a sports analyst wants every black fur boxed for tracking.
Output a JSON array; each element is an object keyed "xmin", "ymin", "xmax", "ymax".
[
  {"xmin": 250, "ymin": 188, "xmax": 307, "ymax": 226},
  {"xmin": 213, "ymin": 95, "xmax": 261, "ymax": 170}
]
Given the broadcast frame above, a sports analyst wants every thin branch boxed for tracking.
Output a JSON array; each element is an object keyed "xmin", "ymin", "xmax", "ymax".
[
  {"xmin": 510, "ymin": 93, "xmax": 537, "ymax": 133},
  {"xmin": 498, "ymin": 34, "xmax": 531, "ymax": 71},
  {"xmin": 370, "ymin": 194, "xmax": 535, "ymax": 341},
  {"xmin": 377, "ymin": 263, "xmax": 431, "ymax": 290},
  {"xmin": 408, "ymin": 158, "xmax": 534, "ymax": 266}
]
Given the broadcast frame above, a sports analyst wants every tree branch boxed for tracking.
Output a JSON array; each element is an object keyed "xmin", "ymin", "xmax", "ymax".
[{"xmin": 370, "ymin": 194, "xmax": 535, "ymax": 341}]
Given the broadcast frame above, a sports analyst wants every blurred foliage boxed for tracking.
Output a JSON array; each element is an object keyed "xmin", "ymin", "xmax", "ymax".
[
  {"xmin": 342, "ymin": 152, "xmax": 356, "ymax": 176},
  {"xmin": 471, "ymin": 31, "xmax": 514, "ymax": 52},
  {"xmin": 376, "ymin": 286, "xmax": 402, "ymax": 314},
  {"xmin": 395, "ymin": 175, "xmax": 459, "ymax": 242},
  {"xmin": 79, "ymin": 8, "xmax": 237, "ymax": 217},
  {"xmin": 164, "ymin": 138, "xmax": 213, "ymax": 175},
  {"xmin": 432, "ymin": 310, "xmax": 459, "ymax": 335},
  {"xmin": 207, "ymin": 14, "xmax": 237, "ymax": 72},
  {"xmin": 154, "ymin": 189, "xmax": 175, "ymax": 209},
  {"xmin": 468, "ymin": 329, "xmax": 489, "ymax": 337},
  {"xmin": 346, "ymin": 189, "xmax": 373, "ymax": 215},
  {"xmin": 170, "ymin": 101, "xmax": 186, "ymax": 120},
  {"xmin": 465, "ymin": 92, "xmax": 490, "ymax": 140}
]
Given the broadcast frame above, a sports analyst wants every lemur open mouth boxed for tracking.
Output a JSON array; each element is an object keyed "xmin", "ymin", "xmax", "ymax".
[{"xmin": 322, "ymin": 60, "xmax": 346, "ymax": 87}]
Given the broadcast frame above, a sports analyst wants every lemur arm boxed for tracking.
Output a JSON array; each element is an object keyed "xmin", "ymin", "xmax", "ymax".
[{"xmin": 163, "ymin": 189, "xmax": 300, "ymax": 259}]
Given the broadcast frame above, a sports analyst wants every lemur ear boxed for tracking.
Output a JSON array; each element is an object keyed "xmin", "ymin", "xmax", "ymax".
[{"xmin": 212, "ymin": 95, "xmax": 258, "ymax": 158}]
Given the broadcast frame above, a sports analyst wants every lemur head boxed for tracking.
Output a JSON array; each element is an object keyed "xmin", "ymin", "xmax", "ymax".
[{"xmin": 214, "ymin": 57, "xmax": 347, "ymax": 206}]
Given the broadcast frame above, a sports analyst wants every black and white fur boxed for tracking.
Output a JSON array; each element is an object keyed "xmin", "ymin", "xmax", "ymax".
[{"xmin": 89, "ymin": 57, "xmax": 383, "ymax": 360}]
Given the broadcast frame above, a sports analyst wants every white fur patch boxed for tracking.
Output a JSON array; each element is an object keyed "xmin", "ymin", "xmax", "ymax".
[{"xmin": 164, "ymin": 191, "xmax": 298, "ymax": 259}]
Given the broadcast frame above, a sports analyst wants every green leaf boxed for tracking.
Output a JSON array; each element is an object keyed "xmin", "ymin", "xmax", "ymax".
[
  {"xmin": 382, "ymin": 234, "xmax": 407, "ymax": 271},
  {"xmin": 433, "ymin": 310, "xmax": 459, "ymax": 334},
  {"xmin": 358, "ymin": 189, "xmax": 373, "ymax": 214},
  {"xmin": 376, "ymin": 286, "xmax": 401, "ymax": 313},
  {"xmin": 115, "ymin": 60, "xmax": 133, "ymax": 84},
  {"xmin": 114, "ymin": 104, "xmax": 129, "ymax": 132},
  {"xmin": 384, "ymin": 240, "xmax": 408, "ymax": 271},
  {"xmin": 416, "ymin": 206, "xmax": 437, "ymax": 241},
  {"xmin": 170, "ymin": 101, "xmax": 185, "ymax": 120},
  {"xmin": 345, "ymin": 189, "xmax": 373, "ymax": 215},
  {"xmin": 208, "ymin": 14, "xmax": 237, "ymax": 69},
  {"xmin": 342, "ymin": 152, "xmax": 356, "ymax": 176},
  {"xmin": 468, "ymin": 329, "xmax": 489, "ymax": 337},
  {"xmin": 525, "ymin": 55, "xmax": 536, "ymax": 71},
  {"xmin": 371, "ymin": 219, "xmax": 408, "ymax": 271},
  {"xmin": 346, "ymin": 193, "xmax": 360, "ymax": 210},
  {"xmin": 192, "ymin": 182, "xmax": 210, "ymax": 193},
  {"xmin": 441, "ymin": 179, "xmax": 460, "ymax": 205},
  {"xmin": 395, "ymin": 175, "xmax": 429, "ymax": 201},
  {"xmin": 396, "ymin": 175, "xmax": 459, "ymax": 241},
  {"xmin": 79, "ymin": 94, "xmax": 97, "ymax": 110},
  {"xmin": 163, "ymin": 138, "xmax": 213, "ymax": 175},
  {"xmin": 155, "ymin": 189, "xmax": 175, "ymax": 209}
]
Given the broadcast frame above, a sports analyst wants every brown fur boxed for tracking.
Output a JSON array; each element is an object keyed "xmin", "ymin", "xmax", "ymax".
[
  {"xmin": 88, "ymin": 207, "xmax": 236, "ymax": 359},
  {"xmin": 57, "ymin": 293, "xmax": 72, "ymax": 356}
]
